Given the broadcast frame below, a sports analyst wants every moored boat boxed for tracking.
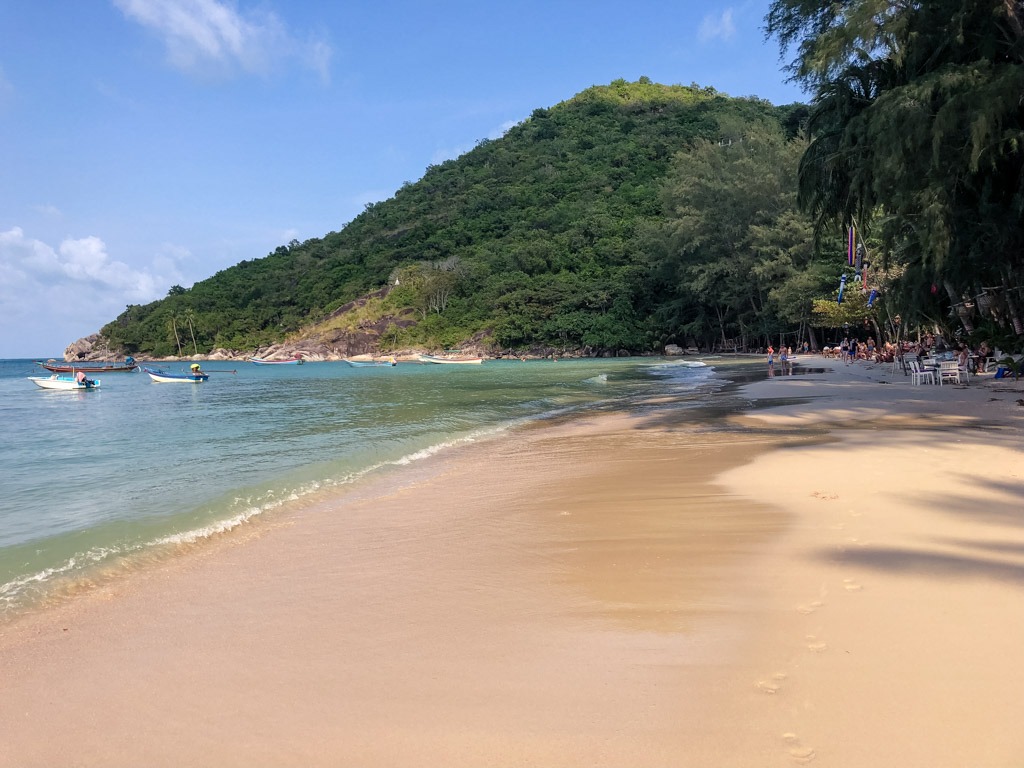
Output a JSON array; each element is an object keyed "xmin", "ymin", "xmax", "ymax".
[
  {"xmin": 248, "ymin": 356, "xmax": 304, "ymax": 365},
  {"xmin": 143, "ymin": 367, "xmax": 209, "ymax": 383},
  {"xmin": 35, "ymin": 356, "xmax": 136, "ymax": 373},
  {"xmin": 418, "ymin": 354, "xmax": 484, "ymax": 365},
  {"xmin": 344, "ymin": 357, "xmax": 397, "ymax": 367},
  {"xmin": 28, "ymin": 374, "xmax": 101, "ymax": 390}
]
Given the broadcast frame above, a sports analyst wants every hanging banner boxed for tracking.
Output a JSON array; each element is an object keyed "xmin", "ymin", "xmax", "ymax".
[{"xmin": 838, "ymin": 274, "xmax": 847, "ymax": 304}]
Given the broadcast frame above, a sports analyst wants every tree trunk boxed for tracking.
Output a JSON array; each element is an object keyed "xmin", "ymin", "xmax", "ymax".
[
  {"xmin": 187, "ymin": 319, "xmax": 198, "ymax": 356},
  {"xmin": 716, "ymin": 306, "xmax": 728, "ymax": 351},
  {"xmin": 171, "ymin": 318, "xmax": 182, "ymax": 357},
  {"xmin": 945, "ymin": 280, "xmax": 974, "ymax": 333},
  {"xmin": 870, "ymin": 317, "xmax": 883, "ymax": 346},
  {"xmin": 1003, "ymin": 272, "xmax": 1024, "ymax": 335}
]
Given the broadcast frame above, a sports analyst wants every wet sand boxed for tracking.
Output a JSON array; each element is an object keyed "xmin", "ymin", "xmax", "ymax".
[{"xmin": 2, "ymin": 359, "xmax": 1023, "ymax": 766}]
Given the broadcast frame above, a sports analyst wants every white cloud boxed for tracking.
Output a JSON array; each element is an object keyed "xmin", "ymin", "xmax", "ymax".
[
  {"xmin": 699, "ymin": 8, "xmax": 736, "ymax": 43},
  {"xmin": 0, "ymin": 227, "xmax": 187, "ymax": 354},
  {"xmin": 32, "ymin": 203, "xmax": 62, "ymax": 217},
  {"xmin": 112, "ymin": 0, "xmax": 332, "ymax": 81}
]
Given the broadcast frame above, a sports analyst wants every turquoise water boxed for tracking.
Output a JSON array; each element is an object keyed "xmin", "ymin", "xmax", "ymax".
[{"xmin": 0, "ymin": 356, "xmax": 723, "ymax": 617}]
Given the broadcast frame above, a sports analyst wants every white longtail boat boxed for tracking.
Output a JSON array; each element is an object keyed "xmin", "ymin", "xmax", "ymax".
[
  {"xmin": 343, "ymin": 357, "xmax": 397, "ymax": 367},
  {"xmin": 143, "ymin": 367, "xmax": 209, "ymax": 383},
  {"xmin": 28, "ymin": 374, "xmax": 101, "ymax": 390},
  {"xmin": 418, "ymin": 354, "xmax": 484, "ymax": 365},
  {"xmin": 248, "ymin": 356, "xmax": 304, "ymax": 365}
]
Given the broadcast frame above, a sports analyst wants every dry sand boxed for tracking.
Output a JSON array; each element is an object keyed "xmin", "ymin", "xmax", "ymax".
[{"xmin": 1, "ymin": 359, "xmax": 1022, "ymax": 767}]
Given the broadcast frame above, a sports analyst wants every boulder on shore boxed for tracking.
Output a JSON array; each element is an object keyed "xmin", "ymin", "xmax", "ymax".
[{"xmin": 64, "ymin": 334, "xmax": 121, "ymax": 362}]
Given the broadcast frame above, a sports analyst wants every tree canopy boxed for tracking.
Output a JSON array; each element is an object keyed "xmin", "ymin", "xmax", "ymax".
[{"xmin": 767, "ymin": 0, "xmax": 1024, "ymax": 338}]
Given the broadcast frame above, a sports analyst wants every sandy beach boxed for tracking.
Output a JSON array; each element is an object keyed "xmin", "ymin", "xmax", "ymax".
[{"xmin": 2, "ymin": 358, "xmax": 1023, "ymax": 767}]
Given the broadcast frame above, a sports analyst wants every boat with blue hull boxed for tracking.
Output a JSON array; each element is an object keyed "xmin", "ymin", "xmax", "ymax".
[{"xmin": 143, "ymin": 367, "xmax": 209, "ymax": 383}]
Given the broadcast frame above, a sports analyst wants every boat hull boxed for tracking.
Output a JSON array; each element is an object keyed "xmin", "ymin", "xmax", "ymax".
[
  {"xmin": 344, "ymin": 359, "xmax": 397, "ymax": 367},
  {"xmin": 249, "ymin": 357, "xmax": 303, "ymax": 365},
  {"xmin": 29, "ymin": 375, "xmax": 100, "ymax": 390},
  {"xmin": 418, "ymin": 354, "xmax": 484, "ymax": 365},
  {"xmin": 143, "ymin": 367, "xmax": 209, "ymax": 383},
  {"xmin": 36, "ymin": 362, "xmax": 136, "ymax": 373}
]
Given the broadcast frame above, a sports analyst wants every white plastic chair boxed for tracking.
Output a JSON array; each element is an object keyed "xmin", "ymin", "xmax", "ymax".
[
  {"xmin": 909, "ymin": 360, "xmax": 935, "ymax": 386},
  {"xmin": 939, "ymin": 360, "xmax": 961, "ymax": 385}
]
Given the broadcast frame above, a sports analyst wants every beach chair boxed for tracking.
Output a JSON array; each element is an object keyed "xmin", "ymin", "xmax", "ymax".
[
  {"xmin": 909, "ymin": 359, "xmax": 935, "ymax": 386},
  {"xmin": 938, "ymin": 360, "xmax": 961, "ymax": 386},
  {"xmin": 893, "ymin": 353, "xmax": 913, "ymax": 377}
]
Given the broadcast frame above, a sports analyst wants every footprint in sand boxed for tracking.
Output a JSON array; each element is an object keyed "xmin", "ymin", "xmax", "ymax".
[
  {"xmin": 843, "ymin": 578, "xmax": 863, "ymax": 592},
  {"xmin": 797, "ymin": 584, "xmax": 829, "ymax": 614},
  {"xmin": 796, "ymin": 600, "xmax": 823, "ymax": 615},
  {"xmin": 811, "ymin": 491, "xmax": 838, "ymax": 500},
  {"xmin": 755, "ymin": 672, "xmax": 787, "ymax": 694},
  {"xmin": 782, "ymin": 733, "xmax": 817, "ymax": 763},
  {"xmin": 805, "ymin": 635, "xmax": 828, "ymax": 653}
]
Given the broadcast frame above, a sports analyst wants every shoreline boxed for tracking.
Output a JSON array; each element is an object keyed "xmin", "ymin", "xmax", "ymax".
[{"xmin": 2, "ymin": 359, "xmax": 1023, "ymax": 766}]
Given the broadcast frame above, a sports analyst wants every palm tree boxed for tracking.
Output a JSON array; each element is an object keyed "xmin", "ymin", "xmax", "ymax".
[
  {"xmin": 168, "ymin": 313, "xmax": 183, "ymax": 357},
  {"xmin": 184, "ymin": 308, "xmax": 199, "ymax": 356}
]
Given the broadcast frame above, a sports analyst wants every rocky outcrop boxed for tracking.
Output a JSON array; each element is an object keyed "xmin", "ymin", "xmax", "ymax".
[{"xmin": 63, "ymin": 334, "xmax": 122, "ymax": 362}]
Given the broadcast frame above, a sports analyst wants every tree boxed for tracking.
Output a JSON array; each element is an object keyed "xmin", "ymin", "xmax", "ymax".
[
  {"xmin": 766, "ymin": 0, "xmax": 1024, "ymax": 336},
  {"xmin": 655, "ymin": 121, "xmax": 825, "ymax": 350},
  {"xmin": 168, "ymin": 312, "xmax": 183, "ymax": 356},
  {"xmin": 184, "ymin": 308, "xmax": 199, "ymax": 356}
]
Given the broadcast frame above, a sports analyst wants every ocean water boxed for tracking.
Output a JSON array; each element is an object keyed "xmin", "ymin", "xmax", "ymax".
[{"xmin": 0, "ymin": 356, "xmax": 725, "ymax": 618}]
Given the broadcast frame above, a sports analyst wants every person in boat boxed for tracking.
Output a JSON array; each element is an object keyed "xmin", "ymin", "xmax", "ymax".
[
  {"xmin": 74, "ymin": 371, "xmax": 93, "ymax": 387},
  {"xmin": 190, "ymin": 363, "xmax": 204, "ymax": 377}
]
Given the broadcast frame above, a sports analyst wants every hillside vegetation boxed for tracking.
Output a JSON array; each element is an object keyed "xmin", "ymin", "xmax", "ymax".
[{"xmin": 99, "ymin": 79, "xmax": 821, "ymax": 357}]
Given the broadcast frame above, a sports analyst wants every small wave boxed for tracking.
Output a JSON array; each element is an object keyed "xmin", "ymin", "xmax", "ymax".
[
  {"xmin": 647, "ymin": 359, "xmax": 708, "ymax": 370},
  {"xmin": 0, "ymin": 544, "xmax": 134, "ymax": 612},
  {"xmin": 584, "ymin": 373, "xmax": 608, "ymax": 384}
]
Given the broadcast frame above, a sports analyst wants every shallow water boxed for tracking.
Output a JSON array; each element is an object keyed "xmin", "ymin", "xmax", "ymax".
[{"xmin": 0, "ymin": 356, "xmax": 728, "ymax": 616}]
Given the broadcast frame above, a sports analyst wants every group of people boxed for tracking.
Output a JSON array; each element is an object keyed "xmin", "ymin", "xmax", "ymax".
[
  {"xmin": 819, "ymin": 335, "xmax": 995, "ymax": 374},
  {"xmin": 765, "ymin": 345, "xmax": 796, "ymax": 377},
  {"xmin": 898, "ymin": 340, "xmax": 991, "ymax": 373},
  {"xmin": 822, "ymin": 336, "xmax": 882, "ymax": 364}
]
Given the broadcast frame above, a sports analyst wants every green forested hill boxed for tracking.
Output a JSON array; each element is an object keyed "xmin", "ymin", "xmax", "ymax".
[{"xmin": 100, "ymin": 79, "xmax": 813, "ymax": 357}]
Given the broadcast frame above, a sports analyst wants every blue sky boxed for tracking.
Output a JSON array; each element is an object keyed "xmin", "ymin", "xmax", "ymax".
[{"xmin": 0, "ymin": 0, "xmax": 804, "ymax": 358}]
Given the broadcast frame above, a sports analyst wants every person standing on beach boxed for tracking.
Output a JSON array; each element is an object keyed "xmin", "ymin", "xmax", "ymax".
[{"xmin": 767, "ymin": 346, "xmax": 775, "ymax": 377}]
